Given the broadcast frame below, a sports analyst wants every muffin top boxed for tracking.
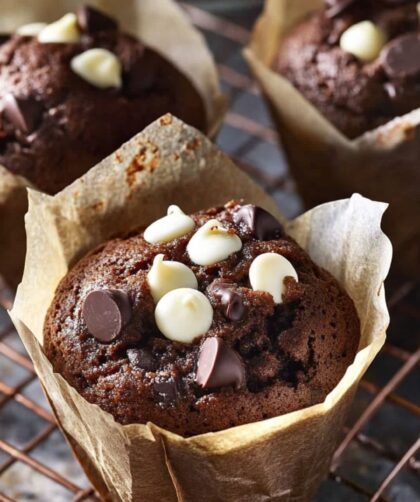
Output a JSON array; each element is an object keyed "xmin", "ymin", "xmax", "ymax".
[
  {"xmin": 276, "ymin": 0, "xmax": 420, "ymax": 138},
  {"xmin": 44, "ymin": 201, "xmax": 360, "ymax": 436},
  {"xmin": 0, "ymin": 6, "xmax": 206, "ymax": 194}
]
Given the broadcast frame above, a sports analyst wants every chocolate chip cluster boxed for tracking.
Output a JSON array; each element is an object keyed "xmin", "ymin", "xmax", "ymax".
[{"xmin": 81, "ymin": 203, "xmax": 298, "ymax": 392}]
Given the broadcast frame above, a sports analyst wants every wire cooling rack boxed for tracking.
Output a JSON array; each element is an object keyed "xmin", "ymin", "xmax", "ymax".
[{"xmin": 0, "ymin": 2, "xmax": 419, "ymax": 501}]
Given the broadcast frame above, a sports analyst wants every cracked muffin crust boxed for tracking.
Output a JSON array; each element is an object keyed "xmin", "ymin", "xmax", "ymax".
[
  {"xmin": 276, "ymin": 0, "xmax": 420, "ymax": 138},
  {"xmin": 44, "ymin": 201, "xmax": 360, "ymax": 436},
  {"xmin": 0, "ymin": 6, "xmax": 206, "ymax": 194}
]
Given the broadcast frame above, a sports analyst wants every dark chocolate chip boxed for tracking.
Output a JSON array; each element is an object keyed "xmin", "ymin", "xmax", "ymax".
[
  {"xmin": 82, "ymin": 289, "xmax": 131, "ymax": 343},
  {"xmin": 225, "ymin": 292, "xmax": 245, "ymax": 322},
  {"xmin": 2, "ymin": 94, "xmax": 43, "ymax": 134},
  {"xmin": 233, "ymin": 204, "xmax": 283, "ymax": 241},
  {"xmin": 154, "ymin": 378, "xmax": 179, "ymax": 404},
  {"xmin": 127, "ymin": 348, "xmax": 156, "ymax": 371},
  {"xmin": 124, "ymin": 59, "xmax": 154, "ymax": 97},
  {"xmin": 196, "ymin": 337, "xmax": 245, "ymax": 390},
  {"xmin": 381, "ymin": 33, "xmax": 420, "ymax": 80},
  {"xmin": 325, "ymin": 0, "xmax": 358, "ymax": 18},
  {"xmin": 76, "ymin": 6, "xmax": 118, "ymax": 33},
  {"xmin": 209, "ymin": 281, "xmax": 246, "ymax": 322}
]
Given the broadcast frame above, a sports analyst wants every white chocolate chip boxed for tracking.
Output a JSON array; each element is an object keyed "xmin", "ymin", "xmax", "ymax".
[
  {"xmin": 155, "ymin": 288, "xmax": 213, "ymax": 343},
  {"xmin": 38, "ymin": 13, "xmax": 80, "ymax": 44},
  {"xmin": 249, "ymin": 253, "xmax": 298, "ymax": 304},
  {"xmin": 17, "ymin": 23, "xmax": 47, "ymax": 36},
  {"xmin": 144, "ymin": 205, "xmax": 195, "ymax": 244},
  {"xmin": 339, "ymin": 21, "xmax": 386, "ymax": 62},
  {"xmin": 187, "ymin": 219, "xmax": 242, "ymax": 266},
  {"xmin": 147, "ymin": 254, "xmax": 198, "ymax": 303},
  {"xmin": 70, "ymin": 48, "xmax": 122, "ymax": 89}
]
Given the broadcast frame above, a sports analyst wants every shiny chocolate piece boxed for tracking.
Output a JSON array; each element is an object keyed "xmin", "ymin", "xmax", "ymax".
[
  {"xmin": 381, "ymin": 33, "xmax": 420, "ymax": 79},
  {"xmin": 154, "ymin": 378, "xmax": 179, "ymax": 404},
  {"xmin": 325, "ymin": 0, "xmax": 358, "ymax": 18},
  {"xmin": 76, "ymin": 6, "xmax": 118, "ymax": 34},
  {"xmin": 82, "ymin": 289, "xmax": 131, "ymax": 343},
  {"xmin": 209, "ymin": 281, "xmax": 246, "ymax": 322},
  {"xmin": 0, "ymin": 34, "xmax": 10, "ymax": 45},
  {"xmin": 127, "ymin": 348, "xmax": 156, "ymax": 371},
  {"xmin": 3, "ymin": 94, "xmax": 43, "ymax": 134},
  {"xmin": 233, "ymin": 204, "xmax": 283, "ymax": 241},
  {"xmin": 196, "ymin": 337, "xmax": 245, "ymax": 390}
]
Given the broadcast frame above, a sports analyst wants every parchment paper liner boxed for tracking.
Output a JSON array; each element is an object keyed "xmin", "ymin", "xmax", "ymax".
[
  {"xmin": 245, "ymin": 0, "xmax": 419, "ymax": 277},
  {"xmin": 0, "ymin": 0, "xmax": 225, "ymax": 290},
  {"xmin": 9, "ymin": 115, "xmax": 392, "ymax": 501}
]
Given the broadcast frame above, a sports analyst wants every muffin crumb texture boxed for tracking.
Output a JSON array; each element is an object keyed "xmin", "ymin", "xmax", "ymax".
[
  {"xmin": 44, "ymin": 202, "xmax": 360, "ymax": 436},
  {"xmin": 276, "ymin": 0, "xmax": 420, "ymax": 138}
]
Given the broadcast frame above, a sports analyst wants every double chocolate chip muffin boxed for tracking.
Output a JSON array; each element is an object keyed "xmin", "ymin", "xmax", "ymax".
[
  {"xmin": 276, "ymin": 0, "xmax": 420, "ymax": 138},
  {"xmin": 0, "ymin": 6, "xmax": 206, "ymax": 194},
  {"xmin": 44, "ymin": 201, "xmax": 360, "ymax": 437}
]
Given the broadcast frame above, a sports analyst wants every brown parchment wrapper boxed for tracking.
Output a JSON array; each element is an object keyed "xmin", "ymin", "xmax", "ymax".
[
  {"xmin": 245, "ymin": 0, "xmax": 420, "ymax": 278},
  {"xmin": 9, "ymin": 115, "xmax": 392, "ymax": 501},
  {"xmin": 0, "ymin": 0, "xmax": 225, "ymax": 291}
]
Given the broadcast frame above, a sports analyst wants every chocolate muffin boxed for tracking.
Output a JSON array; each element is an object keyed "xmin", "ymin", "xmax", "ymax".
[
  {"xmin": 44, "ymin": 201, "xmax": 360, "ymax": 436},
  {"xmin": 276, "ymin": 0, "xmax": 420, "ymax": 138},
  {"xmin": 0, "ymin": 6, "xmax": 206, "ymax": 194}
]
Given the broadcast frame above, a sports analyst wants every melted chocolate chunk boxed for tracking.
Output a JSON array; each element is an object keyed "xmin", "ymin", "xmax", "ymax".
[
  {"xmin": 209, "ymin": 281, "xmax": 246, "ymax": 322},
  {"xmin": 233, "ymin": 204, "xmax": 283, "ymax": 241},
  {"xmin": 381, "ymin": 33, "xmax": 420, "ymax": 79},
  {"xmin": 154, "ymin": 378, "xmax": 179, "ymax": 404},
  {"xmin": 76, "ymin": 6, "xmax": 118, "ymax": 33},
  {"xmin": 82, "ymin": 289, "xmax": 131, "ymax": 343},
  {"xmin": 196, "ymin": 337, "xmax": 245, "ymax": 390},
  {"xmin": 127, "ymin": 348, "xmax": 156, "ymax": 371},
  {"xmin": 2, "ymin": 94, "xmax": 43, "ymax": 134}
]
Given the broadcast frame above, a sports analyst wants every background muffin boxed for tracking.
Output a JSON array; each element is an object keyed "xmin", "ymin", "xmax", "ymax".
[
  {"xmin": 246, "ymin": 0, "xmax": 420, "ymax": 278},
  {"xmin": 44, "ymin": 201, "xmax": 360, "ymax": 437},
  {"xmin": 276, "ymin": 0, "xmax": 420, "ymax": 138},
  {"xmin": 0, "ymin": 6, "xmax": 206, "ymax": 194}
]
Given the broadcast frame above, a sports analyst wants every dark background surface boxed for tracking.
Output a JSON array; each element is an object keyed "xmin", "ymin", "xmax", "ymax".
[{"xmin": 0, "ymin": 1, "xmax": 419, "ymax": 501}]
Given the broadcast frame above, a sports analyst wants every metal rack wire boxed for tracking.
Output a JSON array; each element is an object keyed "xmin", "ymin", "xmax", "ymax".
[{"xmin": 0, "ymin": 2, "xmax": 419, "ymax": 501}]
